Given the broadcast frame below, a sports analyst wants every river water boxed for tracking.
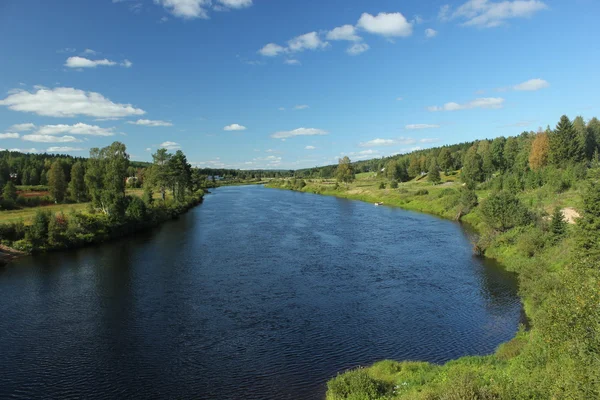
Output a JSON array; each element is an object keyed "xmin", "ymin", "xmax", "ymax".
[{"xmin": 0, "ymin": 185, "xmax": 521, "ymax": 399}]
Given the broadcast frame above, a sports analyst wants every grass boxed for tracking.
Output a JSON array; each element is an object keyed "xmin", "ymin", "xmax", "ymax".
[{"xmin": 0, "ymin": 188, "xmax": 152, "ymax": 225}]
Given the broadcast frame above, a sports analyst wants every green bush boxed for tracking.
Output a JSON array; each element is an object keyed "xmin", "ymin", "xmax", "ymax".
[
  {"xmin": 480, "ymin": 191, "xmax": 532, "ymax": 231},
  {"xmin": 390, "ymin": 180, "xmax": 399, "ymax": 189},
  {"xmin": 379, "ymin": 182, "xmax": 386, "ymax": 189},
  {"xmin": 327, "ymin": 368, "xmax": 391, "ymax": 400},
  {"xmin": 415, "ymin": 189, "xmax": 429, "ymax": 196}
]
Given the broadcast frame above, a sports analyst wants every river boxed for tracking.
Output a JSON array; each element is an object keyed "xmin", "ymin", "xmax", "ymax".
[{"xmin": 0, "ymin": 185, "xmax": 522, "ymax": 399}]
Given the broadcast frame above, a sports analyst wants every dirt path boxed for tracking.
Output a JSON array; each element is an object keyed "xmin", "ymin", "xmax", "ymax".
[{"xmin": 561, "ymin": 207, "xmax": 580, "ymax": 224}]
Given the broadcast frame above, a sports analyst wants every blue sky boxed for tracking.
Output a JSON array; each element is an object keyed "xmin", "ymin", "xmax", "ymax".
[{"xmin": 1, "ymin": 0, "xmax": 599, "ymax": 169}]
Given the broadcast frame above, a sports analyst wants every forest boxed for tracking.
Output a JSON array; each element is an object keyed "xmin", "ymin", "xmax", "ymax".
[{"xmin": 268, "ymin": 115, "xmax": 600, "ymax": 399}]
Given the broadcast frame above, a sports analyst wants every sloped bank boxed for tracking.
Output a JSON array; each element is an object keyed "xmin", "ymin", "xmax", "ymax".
[{"xmin": 266, "ymin": 180, "xmax": 596, "ymax": 399}]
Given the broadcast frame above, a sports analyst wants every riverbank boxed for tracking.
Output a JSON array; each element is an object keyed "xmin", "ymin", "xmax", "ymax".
[
  {"xmin": 0, "ymin": 190, "xmax": 205, "ymax": 263},
  {"xmin": 266, "ymin": 175, "xmax": 585, "ymax": 399}
]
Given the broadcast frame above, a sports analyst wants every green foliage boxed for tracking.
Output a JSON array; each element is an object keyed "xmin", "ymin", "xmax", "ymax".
[
  {"xmin": 69, "ymin": 161, "xmax": 87, "ymax": 203},
  {"xmin": 415, "ymin": 189, "xmax": 429, "ymax": 196},
  {"xmin": 27, "ymin": 210, "xmax": 50, "ymax": 248},
  {"xmin": 549, "ymin": 115, "xmax": 584, "ymax": 165},
  {"xmin": 390, "ymin": 180, "xmax": 399, "ymax": 189},
  {"xmin": 550, "ymin": 206, "xmax": 567, "ymax": 241},
  {"xmin": 336, "ymin": 156, "xmax": 355, "ymax": 183},
  {"xmin": 428, "ymin": 159, "xmax": 441, "ymax": 184},
  {"xmin": 326, "ymin": 368, "xmax": 391, "ymax": 400},
  {"xmin": 458, "ymin": 187, "xmax": 478, "ymax": 216},
  {"xmin": 378, "ymin": 182, "xmax": 386, "ymax": 189},
  {"xmin": 48, "ymin": 160, "xmax": 67, "ymax": 202},
  {"xmin": 575, "ymin": 180, "xmax": 600, "ymax": 258},
  {"xmin": 480, "ymin": 191, "xmax": 532, "ymax": 231},
  {"xmin": 2, "ymin": 181, "xmax": 17, "ymax": 201},
  {"xmin": 126, "ymin": 196, "xmax": 147, "ymax": 221},
  {"xmin": 461, "ymin": 146, "xmax": 484, "ymax": 186}
]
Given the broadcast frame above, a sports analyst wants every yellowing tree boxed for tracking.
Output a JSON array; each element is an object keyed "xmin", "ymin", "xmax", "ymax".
[{"xmin": 529, "ymin": 130, "xmax": 550, "ymax": 170}]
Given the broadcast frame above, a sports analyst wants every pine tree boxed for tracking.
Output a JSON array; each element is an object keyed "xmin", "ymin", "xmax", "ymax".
[
  {"xmin": 550, "ymin": 206, "xmax": 567, "ymax": 241},
  {"xmin": 2, "ymin": 181, "xmax": 17, "ymax": 201},
  {"xmin": 576, "ymin": 181, "xmax": 600, "ymax": 258},
  {"xmin": 549, "ymin": 115, "xmax": 584, "ymax": 165}
]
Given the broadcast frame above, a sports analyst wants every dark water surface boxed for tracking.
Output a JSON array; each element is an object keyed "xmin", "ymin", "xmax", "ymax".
[{"xmin": 0, "ymin": 185, "xmax": 522, "ymax": 399}]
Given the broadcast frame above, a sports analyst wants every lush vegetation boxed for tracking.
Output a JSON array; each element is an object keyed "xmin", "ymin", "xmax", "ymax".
[
  {"xmin": 0, "ymin": 142, "xmax": 207, "ymax": 254},
  {"xmin": 268, "ymin": 115, "xmax": 600, "ymax": 399}
]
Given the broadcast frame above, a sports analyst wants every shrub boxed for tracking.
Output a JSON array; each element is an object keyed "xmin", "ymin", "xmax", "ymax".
[
  {"xmin": 326, "ymin": 368, "xmax": 391, "ymax": 400},
  {"xmin": 480, "ymin": 191, "xmax": 532, "ymax": 231},
  {"xmin": 415, "ymin": 189, "xmax": 429, "ymax": 196},
  {"xmin": 379, "ymin": 182, "xmax": 386, "ymax": 189},
  {"xmin": 390, "ymin": 180, "xmax": 399, "ymax": 189}
]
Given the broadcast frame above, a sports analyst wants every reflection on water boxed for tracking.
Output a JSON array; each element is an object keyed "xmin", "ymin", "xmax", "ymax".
[{"xmin": 0, "ymin": 185, "xmax": 522, "ymax": 399}]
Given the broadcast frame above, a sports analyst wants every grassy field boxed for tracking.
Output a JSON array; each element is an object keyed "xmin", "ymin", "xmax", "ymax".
[{"xmin": 0, "ymin": 188, "xmax": 150, "ymax": 224}]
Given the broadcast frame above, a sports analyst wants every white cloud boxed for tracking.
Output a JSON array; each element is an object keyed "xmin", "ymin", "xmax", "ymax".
[
  {"xmin": 121, "ymin": 59, "xmax": 133, "ymax": 68},
  {"xmin": 47, "ymin": 146, "xmax": 85, "ymax": 152},
  {"xmin": 439, "ymin": 4, "xmax": 451, "ymax": 21},
  {"xmin": 288, "ymin": 32, "xmax": 329, "ymax": 53},
  {"xmin": 294, "ymin": 105, "xmax": 309, "ymax": 110},
  {"xmin": 8, "ymin": 123, "xmax": 35, "ymax": 132},
  {"xmin": 154, "ymin": 0, "xmax": 211, "ymax": 19},
  {"xmin": 406, "ymin": 124, "xmax": 441, "ymax": 130},
  {"xmin": 0, "ymin": 133, "xmax": 19, "ymax": 139},
  {"xmin": 65, "ymin": 56, "xmax": 117, "ymax": 68},
  {"xmin": 159, "ymin": 141, "xmax": 181, "ymax": 150},
  {"xmin": 327, "ymin": 25, "xmax": 361, "ymax": 41},
  {"xmin": 271, "ymin": 127, "xmax": 328, "ymax": 139},
  {"xmin": 396, "ymin": 97, "xmax": 404, "ymax": 101},
  {"xmin": 425, "ymin": 28, "xmax": 438, "ymax": 38},
  {"xmin": 420, "ymin": 138, "xmax": 440, "ymax": 143},
  {"xmin": 0, "ymin": 87, "xmax": 146, "ymax": 118},
  {"xmin": 278, "ymin": 107, "xmax": 286, "ymax": 111},
  {"xmin": 259, "ymin": 43, "xmax": 287, "ymax": 57},
  {"xmin": 347, "ymin": 43, "xmax": 370, "ymax": 55},
  {"xmin": 305, "ymin": 145, "xmax": 316, "ymax": 150},
  {"xmin": 428, "ymin": 97, "xmax": 504, "ymax": 111},
  {"xmin": 217, "ymin": 0, "xmax": 252, "ymax": 9},
  {"xmin": 36, "ymin": 123, "xmax": 116, "ymax": 136},
  {"xmin": 83, "ymin": 49, "xmax": 98, "ymax": 55},
  {"xmin": 451, "ymin": 0, "xmax": 548, "ymax": 28},
  {"xmin": 284, "ymin": 59, "xmax": 301, "ymax": 65},
  {"xmin": 359, "ymin": 138, "xmax": 398, "ymax": 147},
  {"xmin": 513, "ymin": 78, "xmax": 549, "ymax": 91},
  {"xmin": 22, "ymin": 134, "xmax": 81, "ymax": 143},
  {"xmin": 357, "ymin": 12, "xmax": 413, "ymax": 37},
  {"xmin": 224, "ymin": 123, "xmax": 247, "ymax": 131},
  {"xmin": 128, "ymin": 119, "xmax": 173, "ymax": 127},
  {"xmin": 4, "ymin": 148, "xmax": 39, "ymax": 153}
]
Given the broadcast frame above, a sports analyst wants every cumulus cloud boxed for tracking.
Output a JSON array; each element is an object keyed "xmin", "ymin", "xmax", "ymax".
[
  {"xmin": 425, "ymin": 28, "xmax": 438, "ymax": 38},
  {"xmin": 428, "ymin": 97, "xmax": 504, "ymax": 111},
  {"xmin": 8, "ymin": 123, "xmax": 35, "ymax": 132},
  {"xmin": 259, "ymin": 43, "xmax": 287, "ymax": 57},
  {"xmin": 47, "ymin": 147, "xmax": 85, "ymax": 152},
  {"xmin": 0, "ymin": 133, "xmax": 19, "ymax": 139},
  {"xmin": 450, "ymin": 0, "xmax": 548, "ymax": 28},
  {"xmin": 128, "ymin": 119, "xmax": 173, "ymax": 127},
  {"xmin": 154, "ymin": 0, "xmax": 211, "ymax": 19},
  {"xmin": 288, "ymin": 32, "xmax": 329, "ymax": 53},
  {"xmin": 357, "ymin": 12, "xmax": 413, "ymax": 37},
  {"xmin": 159, "ymin": 141, "xmax": 181, "ymax": 150},
  {"xmin": 22, "ymin": 134, "xmax": 81, "ymax": 143},
  {"xmin": 305, "ymin": 145, "xmax": 316, "ymax": 150},
  {"xmin": 271, "ymin": 128, "xmax": 328, "ymax": 139},
  {"xmin": 347, "ymin": 43, "xmax": 370, "ymax": 56},
  {"xmin": 65, "ymin": 56, "xmax": 118, "ymax": 68},
  {"xmin": 224, "ymin": 123, "xmax": 247, "ymax": 131},
  {"xmin": 406, "ymin": 124, "xmax": 441, "ymax": 130},
  {"xmin": 513, "ymin": 78, "xmax": 549, "ymax": 91},
  {"xmin": 0, "ymin": 87, "xmax": 146, "ymax": 118},
  {"xmin": 327, "ymin": 25, "xmax": 362, "ymax": 41}
]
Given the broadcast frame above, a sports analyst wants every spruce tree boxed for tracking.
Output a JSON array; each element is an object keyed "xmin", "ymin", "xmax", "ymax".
[
  {"xmin": 550, "ymin": 206, "xmax": 567, "ymax": 241},
  {"xmin": 428, "ymin": 159, "xmax": 441, "ymax": 184},
  {"xmin": 549, "ymin": 115, "xmax": 584, "ymax": 165}
]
